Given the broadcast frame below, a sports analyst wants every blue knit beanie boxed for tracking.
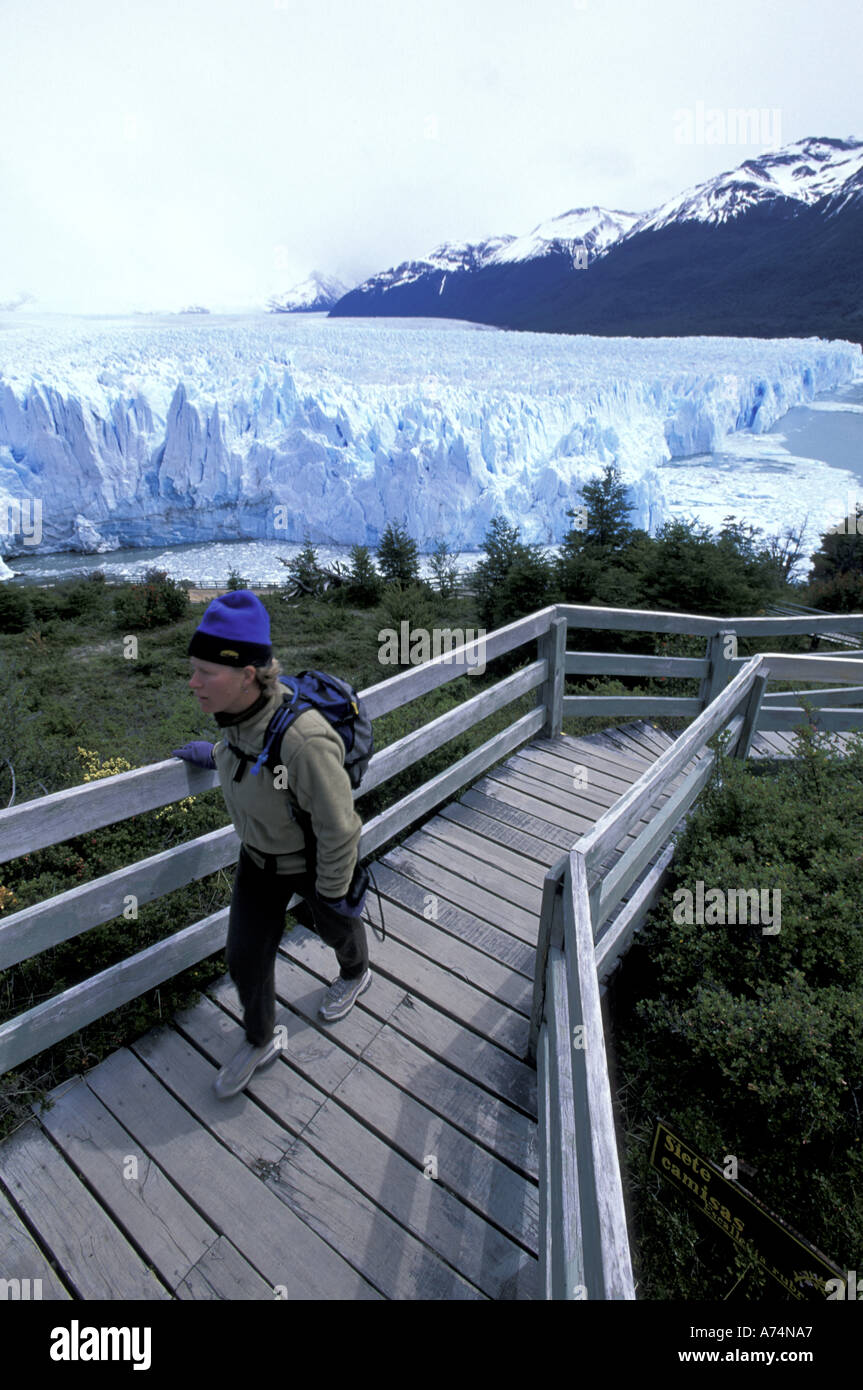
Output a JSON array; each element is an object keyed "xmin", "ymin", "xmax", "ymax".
[{"xmin": 187, "ymin": 590, "xmax": 272, "ymax": 668}]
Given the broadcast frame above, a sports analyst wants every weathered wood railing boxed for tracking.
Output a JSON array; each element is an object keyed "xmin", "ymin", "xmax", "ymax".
[
  {"xmin": 3, "ymin": 601, "xmax": 863, "ymax": 1300},
  {"xmin": 0, "ymin": 604, "xmax": 559, "ymax": 1076},
  {"xmin": 528, "ymin": 634, "xmax": 863, "ymax": 1300}
]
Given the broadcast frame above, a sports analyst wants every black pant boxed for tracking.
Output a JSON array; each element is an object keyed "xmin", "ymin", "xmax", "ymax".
[{"xmin": 226, "ymin": 843, "xmax": 369, "ymax": 1047}]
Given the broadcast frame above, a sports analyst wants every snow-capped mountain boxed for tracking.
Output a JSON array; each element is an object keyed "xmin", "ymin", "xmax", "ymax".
[
  {"xmin": 626, "ymin": 136, "xmax": 863, "ymax": 235},
  {"xmin": 330, "ymin": 136, "xmax": 863, "ymax": 343},
  {"xmin": 268, "ymin": 272, "xmax": 352, "ymax": 313},
  {"xmin": 0, "ymin": 316, "xmax": 859, "ymax": 583},
  {"xmin": 486, "ymin": 207, "xmax": 640, "ymax": 266}
]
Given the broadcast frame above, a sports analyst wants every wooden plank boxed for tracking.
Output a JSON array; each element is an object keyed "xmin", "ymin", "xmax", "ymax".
[
  {"xmin": 380, "ymin": 843, "xmax": 539, "ymax": 944},
  {"xmin": 0, "ymin": 1185, "xmax": 72, "ymax": 1299},
  {"xmin": 349, "ymin": 912, "xmax": 531, "ymax": 1058},
  {"xmin": 362, "ymin": 868, "xmax": 534, "ymax": 1012},
  {"xmin": 0, "ymin": 757, "xmax": 221, "ymax": 866},
  {"xmin": 761, "ymin": 683, "xmax": 863, "ymax": 706},
  {"xmin": 528, "ymin": 857, "xmax": 567, "ymax": 1066},
  {"xmin": 566, "ymin": 852, "xmax": 635, "ymax": 1299},
  {"xmin": 406, "ymin": 816, "xmax": 549, "ymax": 890},
  {"xmin": 359, "ymin": 705, "xmax": 547, "ymax": 860},
  {"xmin": 0, "ymin": 1119, "xmax": 171, "ymax": 1300},
  {"xmin": 84, "ymin": 1047, "xmax": 382, "ymax": 1299},
  {"xmin": 544, "ymin": 940, "xmax": 584, "ymax": 1298},
  {"xmin": 195, "ymin": 986, "xmax": 538, "ymax": 1252},
  {"xmin": 457, "ymin": 786, "xmax": 582, "ymax": 853},
  {"xmin": 469, "ymin": 770, "xmax": 597, "ymax": 839},
  {"xmin": 360, "ymin": 658, "xmax": 546, "ymax": 796},
  {"xmin": 439, "ymin": 799, "xmax": 566, "ymax": 868},
  {"xmin": 591, "ymin": 751, "xmax": 714, "ymax": 932},
  {"xmin": 35, "ymin": 1076, "xmax": 219, "ymax": 1292},
  {"xmin": 595, "ymin": 840, "xmax": 676, "ymax": 984},
  {"xmin": 563, "ymin": 695, "xmax": 701, "ymax": 718},
  {"xmin": 367, "ymin": 859, "xmax": 535, "ymax": 977},
  {"xmin": 0, "ymin": 905, "xmax": 229, "ymax": 1076},
  {"xmin": 277, "ymin": 927, "xmax": 536, "ymax": 1117},
  {"xmin": 129, "ymin": 1023, "xmax": 486, "ymax": 1301},
  {"xmin": 536, "ymin": 1022, "xmax": 554, "ymax": 1298},
  {"xmin": 565, "ymin": 652, "xmax": 707, "ymax": 678},
  {"xmin": 539, "ymin": 615, "xmax": 567, "ymax": 736},
  {"xmin": 268, "ymin": 949, "xmax": 538, "ymax": 1180},
  {"xmin": 757, "ymin": 652, "xmax": 863, "ymax": 684},
  {"xmin": 0, "ymin": 824, "xmax": 238, "ymax": 971},
  {"xmin": 573, "ymin": 664, "xmax": 757, "ymax": 870},
  {"xmin": 512, "ymin": 744, "xmax": 644, "ymax": 803},
  {"xmin": 360, "ymin": 606, "xmax": 555, "ymax": 720},
  {"xmin": 559, "ymin": 604, "xmax": 863, "ymax": 639},
  {"xmin": 759, "ymin": 707, "xmax": 863, "ymax": 731},
  {"xmin": 175, "ymin": 1236, "xmax": 277, "ymax": 1300}
]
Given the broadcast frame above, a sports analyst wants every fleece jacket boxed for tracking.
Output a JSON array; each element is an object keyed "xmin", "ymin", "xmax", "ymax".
[{"xmin": 211, "ymin": 682, "xmax": 362, "ymax": 899}]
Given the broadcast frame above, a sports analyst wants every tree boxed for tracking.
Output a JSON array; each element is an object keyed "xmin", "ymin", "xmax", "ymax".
[
  {"xmin": 807, "ymin": 506, "xmax": 863, "ymax": 610},
  {"xmin": 561, "ymin": 462, "xmax": 636, "ymax": 555},
  {"xmin": 428, "ymin": 538, "xmax": 461, "ymax": 598},
  {"xmin": 376, "ymin": 522, "xmax": 420, "ymax": 587},
  {"xmin": 343, "ymin": 545, "xmax": 384, "ymax": 607},
  {"xmin": 474, "ymin": 514, "xmax": 553, "ymax": 629},
  {"xmin": 280, "ymin": 533, "xmax": 327, "ymax": 598}
]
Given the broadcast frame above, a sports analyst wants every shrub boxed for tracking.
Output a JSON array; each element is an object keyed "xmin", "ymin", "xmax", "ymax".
[
  {"xmin": 112, "ymin": 568, "xmax": 190, "ymax": 630},
  {"xmin": 376, "ymin": 522, "xmax": 420, "ymax": 588},
  {"xmin": 0, "ymin": 584, "xmax": 34, "ymax": 634}
]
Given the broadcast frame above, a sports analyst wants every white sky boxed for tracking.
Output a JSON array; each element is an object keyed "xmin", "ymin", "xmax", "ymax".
[{"xmin": 1, "ymin": 0, "xmax": 861, "ymax": 314}]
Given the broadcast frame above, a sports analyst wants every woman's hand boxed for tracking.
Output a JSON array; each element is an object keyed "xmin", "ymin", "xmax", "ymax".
[{"xmin": 172, "ymin": 741, "xmax": 217, "ymax": 769}]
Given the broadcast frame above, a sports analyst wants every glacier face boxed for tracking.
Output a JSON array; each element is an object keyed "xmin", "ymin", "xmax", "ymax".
[{"xmin": 0, "ymin": 313, "xmax": 860, "ymax": 580}]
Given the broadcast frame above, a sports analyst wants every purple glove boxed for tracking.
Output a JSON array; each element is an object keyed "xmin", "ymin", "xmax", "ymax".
[
  {"xmin": 316, "ymin": 862, "xmax": 369, "ymax": 919},
  {"xmin": 172, "ymin": 740, "xmax": 217, "ymax": 769},
  {"xmin": 316, "ymin": 889, "xmax": 366, "ymax": 919}
]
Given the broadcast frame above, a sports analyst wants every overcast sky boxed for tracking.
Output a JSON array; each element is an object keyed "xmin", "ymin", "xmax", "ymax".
[{"xmin": 1, "ymin": 0, "xmax": 861, "ymax": 314}]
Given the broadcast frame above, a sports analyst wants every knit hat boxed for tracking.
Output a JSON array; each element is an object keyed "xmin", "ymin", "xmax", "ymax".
[{"xmin": 187, "ymin": 589, "xmax": 272, "ymax": 668}]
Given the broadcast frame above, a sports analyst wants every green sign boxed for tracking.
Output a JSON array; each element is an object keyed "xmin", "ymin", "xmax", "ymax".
[{"xmin": 649, "ymin": 1120, "xmax": 843, "ymax": 1300}]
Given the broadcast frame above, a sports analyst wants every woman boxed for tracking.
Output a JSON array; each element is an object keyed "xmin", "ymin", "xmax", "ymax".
[{"xmin": 172, "ymin": 589, "xmax": 370, "ymax": 1100}]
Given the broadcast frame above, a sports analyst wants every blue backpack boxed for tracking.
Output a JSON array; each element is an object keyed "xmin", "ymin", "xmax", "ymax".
[
  {"xmin": 246, "ymin": 670, "xmax": 373, "ymax": 786},
  {"xmin": 224, "ymin": 669, "xmax": 384, "ymax": 940}
]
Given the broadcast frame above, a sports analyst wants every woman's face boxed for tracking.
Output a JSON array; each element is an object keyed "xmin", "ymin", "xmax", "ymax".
[{"xmin": 188, "ymin": 657, "xmax": 258, "ymax": 716}]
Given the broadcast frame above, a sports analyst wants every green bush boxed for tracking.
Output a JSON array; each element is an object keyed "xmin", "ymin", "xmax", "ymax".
[
  {"xmin": 376, "ymin": 521, "xmax": 420, "ymax": 587},
  {"xmin": 0, "ymin": 584, "xmax": 34, "ymax": 634},
  {"xmin": 342, "ymin": 544, "xmax": 384, "ymax": 607},
  {"xmin": 112, "ymin": 568, "xmax": 190, "ymax": 630},
  {"xmin": 613, "ymin": 727, "xmax": 863, "ymax": 1297}
]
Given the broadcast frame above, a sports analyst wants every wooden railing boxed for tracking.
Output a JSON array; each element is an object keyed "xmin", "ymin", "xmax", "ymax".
[
  {"xmin": 527, "ymin": 623, "xmax": 863, "ymax": 1300},
  {"xmin": 0, "ymin": 605, "xmax": 557, "ymax": 1076},
  {"xmin": 3, "ymin": 602, "xmax": 863, "ymax": 1299}
]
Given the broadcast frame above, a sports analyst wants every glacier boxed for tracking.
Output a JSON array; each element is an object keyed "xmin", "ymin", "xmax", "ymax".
[{"xmin": 0, "ymin": 313, "xmax": 860, "ymax": 582}]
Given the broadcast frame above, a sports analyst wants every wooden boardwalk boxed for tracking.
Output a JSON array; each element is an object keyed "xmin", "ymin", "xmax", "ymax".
[{"xmin": 0, "ymin": 717, "xmax": 798, "ymax": 1301}]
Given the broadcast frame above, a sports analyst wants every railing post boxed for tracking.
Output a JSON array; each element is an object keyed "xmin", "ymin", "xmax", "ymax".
[
  {"xmin": 527, "ymin": 854, "xmax": 567, "ymax": 1065},
  {"xmin": 538, "ymin": 613, "xmax": 567, "ymax": 737},
  {"xmin": 732, "ymin": 666, "xmax": 768, "ymax": 760},
  {"xmin": 698, "ymin": 627, "xmax": 737, "ymax": 710}
]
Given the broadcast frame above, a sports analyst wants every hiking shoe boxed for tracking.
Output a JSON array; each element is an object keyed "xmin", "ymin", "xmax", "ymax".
[
  {"xmin": 318, "ymin": 968, "xmax": 372, "ymax": 1022},
  {"xmin": 214, "ymin": 1035, "xmax": 283, "ymax": 1100}
]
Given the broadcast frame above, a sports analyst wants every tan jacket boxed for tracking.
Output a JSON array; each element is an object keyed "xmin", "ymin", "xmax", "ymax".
[{"xmin": 213, "ymin": 684, "xmax": 362, "ymax": 899}]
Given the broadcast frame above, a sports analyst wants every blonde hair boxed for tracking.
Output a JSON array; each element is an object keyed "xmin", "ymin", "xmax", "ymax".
[{"xmin": 254, "ymin": 655, "xmax": 284, "ymax": 699}]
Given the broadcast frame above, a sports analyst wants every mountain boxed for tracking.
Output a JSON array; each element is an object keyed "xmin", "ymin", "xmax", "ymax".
[
  {"xmin": 268, "ymin": 272, "xmax": 353, "ymax": 313},
  {"xmin": 330, "ymin": 137, "xmax": 863, "ymax": 343}
]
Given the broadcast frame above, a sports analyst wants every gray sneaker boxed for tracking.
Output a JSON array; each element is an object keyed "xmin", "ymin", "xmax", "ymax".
[
  {"xmin": 318, "ymin": 968, "xmax": 373, "ymax": 1022},
  {"xmin": 214, "ymin": 1035, "xmax": 283, "ymax": 1100}
]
